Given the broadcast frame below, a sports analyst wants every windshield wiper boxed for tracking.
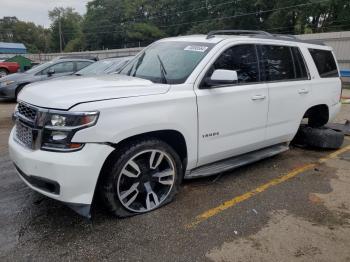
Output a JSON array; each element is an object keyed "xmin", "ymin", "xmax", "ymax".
[
  {"xmin": 157, "ymin": 55, "xmax": 168, "ymax": 84},
  {"xmin": 132, "ymin": 52, "xmax": 146, "ymax": 77}
]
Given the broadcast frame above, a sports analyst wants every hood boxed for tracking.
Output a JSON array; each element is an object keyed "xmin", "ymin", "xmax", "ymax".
[{"xmin": 18, "ymin": 74, "xmax": 169, "ymax": 109}]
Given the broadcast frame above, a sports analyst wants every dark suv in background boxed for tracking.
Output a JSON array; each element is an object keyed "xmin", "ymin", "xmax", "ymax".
[{"xmin": 0, "ymin": 58, "xmax": 94, "ymax": 100}]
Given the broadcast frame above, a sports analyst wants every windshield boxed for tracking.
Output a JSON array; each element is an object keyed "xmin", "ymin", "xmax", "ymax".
[
  {"xmin": 76, "ymin": 58, "xmax": 128, "ymax": 75},
  {"xmin": 120, "ymin": 41, "xmax": 214, "ymax": 84},
  {"xmin": 25, "ymin": 61, "xmax": 54, "ymax": 74}
]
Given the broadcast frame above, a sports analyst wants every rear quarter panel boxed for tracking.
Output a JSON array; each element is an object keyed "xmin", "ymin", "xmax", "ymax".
[{"xmin": 300, "ymin": 45, "xmax": 342, "ymax": 117}]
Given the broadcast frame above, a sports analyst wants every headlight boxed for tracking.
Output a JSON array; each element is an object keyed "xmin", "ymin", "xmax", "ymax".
[
  {"xmin": 47, "ymin": 112, "xmax": 98, "ymax": 129},
  {"xmin": 0, "ymin": 80, "xmax": 15, "ymax": 87},
  {"xmin": 41, "ymin": 111, "xmax": 99, "ymax": 152}
]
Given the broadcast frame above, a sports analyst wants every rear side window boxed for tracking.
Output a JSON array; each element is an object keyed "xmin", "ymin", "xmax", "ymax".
[
  {"xmin": 76, "ymin": 61, "xmax": 92, "ymax": 71},
  {"xmin": 209, "ymin": 44, "xmax": 259, "ymax": 84},
  {"xmin": 291, "ymin": 47, "xmax": 309, "ymax": 79},
  {"xmin": 258, "ymin": 45, "xmax": 295, "ymax": 81},
  {"xmin": 309, "ymin": 49, "xmax": 338, "ymax": 78}
]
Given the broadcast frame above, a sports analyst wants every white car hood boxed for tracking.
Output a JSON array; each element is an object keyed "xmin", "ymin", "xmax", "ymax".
[{"xmin": 18, "ymin": 74, "xmax": 169, "ymax": 109}]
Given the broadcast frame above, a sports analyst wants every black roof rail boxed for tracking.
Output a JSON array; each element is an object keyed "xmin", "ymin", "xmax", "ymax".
[
  {"xmin": 206, "ymin": 30, "xmax": 325, "ymax": 46},
  {"xmin": 272, "ymin": 34, "xmax": 297, "ymax": 40},
  {"xmin": 260, "ymin": 34, "xmax": 325, "ymax": 45},
  {"xmin": 206, "ymin": 30, "xmax": 273, "ymax": 39},
  {"xmin": 56, "ymin": 55, "xmax": 99, "ymax": 61}
]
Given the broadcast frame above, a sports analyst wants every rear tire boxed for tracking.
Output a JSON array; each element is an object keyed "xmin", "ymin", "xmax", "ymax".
[
  {"xmin": 294, "ymin": 125, "xmax": 344, "ymax": 149},
  {"xmin": 100, "ymin": 138, "xmax": 183, "ymax": 217}
]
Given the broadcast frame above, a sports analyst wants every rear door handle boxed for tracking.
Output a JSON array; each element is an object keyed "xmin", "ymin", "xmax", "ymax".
[
  {"xmin": 298, "ymin": 89, "xmax": 309, "ymax": 94},
  {"xmin": 251, "ymin": 95, "xmax": 266, "ymax": 101}
]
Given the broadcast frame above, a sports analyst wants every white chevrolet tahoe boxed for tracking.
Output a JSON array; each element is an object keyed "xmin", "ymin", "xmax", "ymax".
[{"xmin": 9, "ymin": 30, "xmax": 342, "ymax": 218}]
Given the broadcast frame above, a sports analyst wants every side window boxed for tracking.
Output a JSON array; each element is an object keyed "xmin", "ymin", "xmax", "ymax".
[
  {"xmin": 209, "ymin": 44, "xmax": 259, "ymax": 84},
  {"xmin": 76, "ymin": 61, "xmax": 92, "ymax": 71},
  {"xmin": 309, "ymin": 49, "xmax": 339, "ymax": 78},
  {"xmin": 259, "ymin": 45, "xmax": 295, "ymax": 81},
  {"xmin": 42, "ymin": 62, "xmax": 74, "ymax": 75},
  {"xmin": 291, "ymin": 47, "xmax": 309, "ymax": 79}
]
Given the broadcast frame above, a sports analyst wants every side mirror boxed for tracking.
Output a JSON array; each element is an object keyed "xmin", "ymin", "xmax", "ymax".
[
  {"xmin": 206, "ymin": 69, "xmax": 238, "ymax": 87},
  {"xmin": 47, "ymin": 68, "xmax": 55, "ymax": 76}
]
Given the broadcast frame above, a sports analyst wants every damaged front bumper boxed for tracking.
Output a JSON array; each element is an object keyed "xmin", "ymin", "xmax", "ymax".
[{"xmin": 8, "ymin": 128, "xmax": 114, "ymax": 218}]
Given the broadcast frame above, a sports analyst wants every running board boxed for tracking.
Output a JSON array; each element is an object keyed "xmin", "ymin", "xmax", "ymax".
[{"xmin": 185, "ymin": 144, "xmax": 289, "ymax": 179}]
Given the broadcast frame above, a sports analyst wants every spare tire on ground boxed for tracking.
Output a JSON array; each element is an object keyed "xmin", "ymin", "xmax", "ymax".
[{"xmin": 293, "ymin": 125, "xmax": 344, "ymax": 149}]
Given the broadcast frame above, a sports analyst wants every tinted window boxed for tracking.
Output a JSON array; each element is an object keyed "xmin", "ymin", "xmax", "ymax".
[
  {"xmin": 27, "ymin": 61, "xmax": 54, "ymax": 74},
  {"xmin": 291, "ymin": 47, "xmax": 309, "ymax": 79},
  {"xmin": 208, "ymin": 44, "xmax": 259, "ymax": 84},
  {"xmin": 76, "ymin": 61, "xmax": 92, "ymax": 71},
  {"xmin": 42, "ymin": 62, "xmax": 74, "ymax": 74},
  {"xmin": 259, "ymin": 45, "xmax": 295, "ymax": 81},
  {"xmin": 309, "ymin": 49, "xmax": 339, "ymax": 78}
]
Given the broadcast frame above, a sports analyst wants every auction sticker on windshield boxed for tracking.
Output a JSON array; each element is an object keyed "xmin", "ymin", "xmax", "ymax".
[{"xmin": 184, "ymin": 45, "xmax": 209, "ymax": 52}]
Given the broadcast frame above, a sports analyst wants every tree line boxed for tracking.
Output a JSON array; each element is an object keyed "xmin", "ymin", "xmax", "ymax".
[{"xmin": 1, "ymin": 0, "xmax": 350, "ymax": 53}]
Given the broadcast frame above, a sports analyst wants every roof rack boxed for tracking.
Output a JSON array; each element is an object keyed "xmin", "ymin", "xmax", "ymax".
[
  {"xmin": 206, "ymin": 30, "xmax": 273, "ymax": 39},
  {"xmin": 272, "ymin": 34, "xmax": 297, "ymax": 40},
  {"xmin": 206, "ymin": 30, "xmax": 325, "ymax": 45},
  {"xmin": 56, "ymin": 55, "xmax": 99, "ymax": 61}
]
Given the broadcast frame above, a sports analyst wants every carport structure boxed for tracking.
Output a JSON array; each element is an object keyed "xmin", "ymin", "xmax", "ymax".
[{"xmin": 0, "ymin": 42, "xmax": 27, "ymax": 54}]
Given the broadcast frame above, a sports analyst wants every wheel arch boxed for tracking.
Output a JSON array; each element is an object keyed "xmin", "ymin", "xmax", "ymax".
[
  {"xmin": 0, "ymin": 66, "xmax": 9, "ymax": 73},
  {"xmin": 93, "ymin": 129, "xmax": 188, "ymax": 207},
  {"xmin": 98, "ymin": 129, "xmax": 188, "ymax": 180},
  {"xmin": 303, "ymin": 104, "xmax": 329, "ymax": 127},
  {"xmin": 112, "ymin": 130, "xmax": 188, "ymax": 166}
]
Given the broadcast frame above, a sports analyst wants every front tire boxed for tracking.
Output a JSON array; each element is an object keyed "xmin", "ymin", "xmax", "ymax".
[{"xmin": 100, "ymin": 138, "xmax": 183, "ymax": 217}]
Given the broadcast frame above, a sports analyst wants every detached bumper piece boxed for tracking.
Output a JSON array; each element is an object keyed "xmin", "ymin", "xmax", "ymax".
[{"xmin": 65, "ymin": 203, "xmax": 91, "ymax": 219}]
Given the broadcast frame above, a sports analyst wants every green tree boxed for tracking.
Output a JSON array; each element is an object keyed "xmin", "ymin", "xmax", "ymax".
[
  {"xmin": 49, "ymin": 7, "xmax": 83, "ymax": 52},
  {"xmin": 5, "ymin": 0, "xmax": 350, "ymax": 54},
  {"xmin": 82, "ymin": 0, "xmax": 169, "ymax": 50},
  {"xmin": 0, "ymin": 16, "xmax": 50, "ymax": 53},
  {"xmin": 82, "ymin": 0, "xmax": 126, "ymax": 50}
]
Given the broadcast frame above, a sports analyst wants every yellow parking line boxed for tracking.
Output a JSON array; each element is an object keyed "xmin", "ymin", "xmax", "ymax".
[{"xmin": 186, "ymin": 145, "xmax": 350, "ymax": 229}]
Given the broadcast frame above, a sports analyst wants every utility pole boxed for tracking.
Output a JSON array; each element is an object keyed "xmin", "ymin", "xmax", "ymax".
[{"xmin": 58, "ymin": 13, "xmax": 62, "ymax": 53}]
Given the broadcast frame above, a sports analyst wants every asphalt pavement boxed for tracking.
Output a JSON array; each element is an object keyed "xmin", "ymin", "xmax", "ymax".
[{"xmin": 1, "ymin": 98, "xmax": 350, "ymax": 262}]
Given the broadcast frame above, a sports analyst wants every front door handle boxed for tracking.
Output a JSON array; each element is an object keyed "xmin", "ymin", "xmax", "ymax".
[
  {"xmin": 251, "ymin": 95, "xmax": 266, "ymax": 101},
  {"xmin": 298, "ymin": 89, "xmax": 309, "ymax": 94}
]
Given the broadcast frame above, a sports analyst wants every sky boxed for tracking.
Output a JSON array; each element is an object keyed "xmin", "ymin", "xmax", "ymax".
[{"xmin": 0, "ymin": 0, "xmax": 90, "ymax": 28}]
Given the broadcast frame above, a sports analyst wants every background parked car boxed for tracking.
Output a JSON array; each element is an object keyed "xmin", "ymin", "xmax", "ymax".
[
  {"xmin": 0, "ymin": 58, "xmax": 94, "ymax": 100},
  {"xmin": 0, "ymin": 61, "xmax": 20, "ymax": 78},
  {"xmin": 75, "ymin": 56, "xmax": 133, "ymax": 76},
  {"xmin": 55, "ymin": 55, "xmax": 99, "ymax": 61}
]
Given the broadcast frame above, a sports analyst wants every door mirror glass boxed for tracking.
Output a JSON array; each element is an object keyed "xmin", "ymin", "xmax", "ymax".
[
  {"xmin": 47, "ymin": 68, "xmax": 55, "ymax": 76},
  {"xmin": 207, "ymin": 69, "xmax": 238, "ymax": 86}
]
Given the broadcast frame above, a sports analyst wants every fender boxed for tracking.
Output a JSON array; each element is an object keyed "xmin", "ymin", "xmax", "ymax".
[
  {"xmin": 0, "ymin": 62, "xmax": 20, "ymax": 74},
  {"xmin": 70, "ymin": 90, "xmax": 199, "ymax": 170}
]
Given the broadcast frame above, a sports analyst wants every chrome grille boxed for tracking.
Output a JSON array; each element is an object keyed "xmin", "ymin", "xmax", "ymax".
[
  {"xmin": 15, "ymin": 121, "xmax": 33, "ymax": 149},
  {"xmin": 18, "ymin": 103, "xmax": 38, "ymax": 122}
]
